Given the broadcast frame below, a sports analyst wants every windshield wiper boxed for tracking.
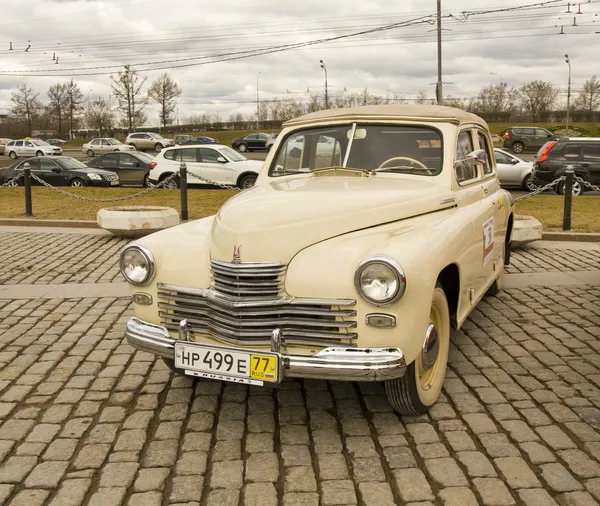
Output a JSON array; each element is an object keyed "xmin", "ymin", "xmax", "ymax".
[
  {"xmin": 371, "ymin": 165, "xmax": 416, "ymax": 172},
  {"xmin": 311, "ymin": 166, "xmax": 370, "ymax": 175}
]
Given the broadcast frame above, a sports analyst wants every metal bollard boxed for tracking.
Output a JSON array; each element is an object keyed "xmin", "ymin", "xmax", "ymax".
[
  {"xmin": 562, "ymin": 165, "xmax": 574, "ymax": 231},
  {"xmin": 179, "ymin": 161, "xmax": 188, "ymax": 221},
  {"xmin": 23, "ymin": 162, "xmax": 33, "ymax": 217}
]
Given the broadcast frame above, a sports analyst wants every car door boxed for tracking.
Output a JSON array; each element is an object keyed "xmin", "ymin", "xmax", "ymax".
[
  {"xmin": 256, "ymin": 134, "xmax": 268, "ymax": 149},
  {"xmin": 100, "ymin": 152, "xmax": 120, "ymax": 179},
  {"xmin": 194, "ymin": 147, "xmax": 235, "ymax": 185},
  {"xmin": 22, "ymin": 141, "xmax": 36, "ymax": 157},
  {"xmin": 494, "ymin": 150, "xmax": 521, "ymax": 186},
  {"xmin": 100, "ymin": 139, "xmax": 112, "ymax": 152},
  {"xmin": 244, "ymin": 134, "xmax": 257, "ymax": 149},
  {"xmin": 118, "ymin": 153, "xmax": 145, "ymax": 185},
  {"xmin": 581, "ymin": 143, "xmax": 600, "ymax": 185},
  {"xmin": 15, "ymin": 158, "xmax": 39, "ymax": 183},
  {"xmin": 39, "ymin": 158, "xmax": 68, "ymax": 186}
]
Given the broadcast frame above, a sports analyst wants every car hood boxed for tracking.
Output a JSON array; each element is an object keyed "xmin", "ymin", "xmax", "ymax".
[
  {"xmin": 232, "ymin": 159, "xmax": 263, "ymax": 171},
  {"xmin": 209, "ymin": 174, "xmax": 455, "ymax": 264}
]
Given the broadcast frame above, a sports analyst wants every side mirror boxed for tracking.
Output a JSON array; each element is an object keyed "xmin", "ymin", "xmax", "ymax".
[
  {"xmin": 455, "ymin": 149, "xmax": 487, "ymax": 168},
  {"xmin": 51, "ymin": 167, "xmax": 61, "ymax": 173},
  {"xmin": 511, "ymin": 158, "xmax": 519, "ymax": 165},
  {"xmin": 217, "ymin": 156, "xmax": 227, "ymax": 163}
]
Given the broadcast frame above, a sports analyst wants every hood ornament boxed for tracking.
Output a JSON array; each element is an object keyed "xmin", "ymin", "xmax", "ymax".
[{"xmin": 232, "ymin": 245, "xmax": 241, "ymax": 264}]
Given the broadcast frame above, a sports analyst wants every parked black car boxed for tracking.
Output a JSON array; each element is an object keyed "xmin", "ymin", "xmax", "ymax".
[
  {"xmin": 86, "ymin": 151, "xmax": 155, "ymax": 187},
  {"xmin": 0, "ymin": 156, "xmax": 120, "ymax": 187},
  {"xmin": 231, "ymin": 133, "xmax": 270, "ymax": 152},
  {"xmin": 533, "ymin": 138, "xmax": 600, "ymax": 195},
  {"xmin": 503, "ymin": 126, "xmax": 556, "ymax": 154}
]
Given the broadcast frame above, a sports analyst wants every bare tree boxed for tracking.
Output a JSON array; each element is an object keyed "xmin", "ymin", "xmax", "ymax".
[
  {"xmin": 10, "ymin": 83, "xmax": 42, "ymax": 135},
  {"xmin": 84, "ymin": 97, "xmax": 115, "ymax": 136},
  {"xmin": 575, "ymin": 75, "xmax": 600, "ymax": 113},
  {"xmin": 47, "ymin": 83, "xmax": 69, "ymax": 135},
  {"xmin": 518, "ymin": 80, "xmax": 559, "ymax": 119},
  {"xmin": 148, "ymin": 72, "xmax": 182, "ymax": 128},
  {"xmin": 473, "ymin": 83, "xmax": 518, "ymax": 114},
  {"xmin": 415, "ymin": 90, "xmax": 433, "ymax": 105},
  {"xmin": 65, "ymin": 79, "xmax": 84, "ymax": 139},
  {"xmin": 110, "ymin": 65, "xmax": 147, "ymax": 131}
]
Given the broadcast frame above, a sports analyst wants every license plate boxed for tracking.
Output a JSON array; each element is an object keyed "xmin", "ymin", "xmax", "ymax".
[
  {"xmin": 110, "ymin": 181, "xmax": 119, "ymax": 185},
  {"xmin": 174, "ymin": 342, "xmax": 279, "ymax": 385}
]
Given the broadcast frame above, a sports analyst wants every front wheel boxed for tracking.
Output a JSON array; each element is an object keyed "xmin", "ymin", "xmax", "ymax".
[
  {"xmin": 384, "ymin": 283, "xmax": 450, "ymax": 416},
  {"xmin": 87, "ymin": 149, "xmax": 94, "ymax": 157},
  {"xmin": 154, "ymin": 143, "xmax": 163, "ymax": 153},
  {"xmin": 238, "ymin": 174, "xmax": 257, "ymax": 189},
  {"xmin": 36, "ymin": 151, "xmax": 44, "ymax": 157},
  {"xmin": 558, "ymin": 180, "xmax": 583, "ymax": 196},
  {"xmin": 9, "ymin": 151, "xmax": 17, "ymax": 160},
  {"xmin": 238, "ymin": 143, "xmax": 247, "ymax": 152},
  {"xmin": 70, "ymin": 178, "xmax": 86, "ymax": 187},
  {"xmin": 512, "ymin": 142, "xmax": 524, "ymax": 154}
]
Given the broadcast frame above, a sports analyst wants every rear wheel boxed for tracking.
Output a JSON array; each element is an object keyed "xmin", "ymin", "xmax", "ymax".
[
  {"xmin": 558, "ymin": 180, "xmax": 584, "ymax": 196},
  {"xmin": 154, "ymin": 143, "xmax": 163, "ymax": 153},
  {"xmin": 36, "ymin": 151, "xmax": 43, "ymax": 157},
  {"xmin": 160, "ymin": 173, "xmax": 179, "ymax": 189},
  {"xmin": 9, "ymin": 151, "xmax": 17, "ymax": 160},
  {"xmin": 512, "ymin": 141, "xmax": 524, "ymax": 154},
  {"xmin": 143, "ymin": 174, "xmax": 150, "ymax": 187},
  {"xmin": 70, "ymin": 178, "xmax": 86, "ymax": 187},
  {"xmin": 87, "ymin": 149, "xmax": 94, "ymax": 157},
  {"xmin": 384, "ymin": 282, "xmax": 450, "ymax": 415},
  {"xmin": 522, "ymin": 174, "xmax": 538, "ymax": 192}
]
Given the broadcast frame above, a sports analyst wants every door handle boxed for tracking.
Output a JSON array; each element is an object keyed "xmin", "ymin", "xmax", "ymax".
[{"xmin": 581, "ymin": 163, "xmax": 590, "ymax": 168}]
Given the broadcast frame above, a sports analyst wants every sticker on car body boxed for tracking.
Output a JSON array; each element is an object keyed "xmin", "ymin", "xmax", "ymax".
[{"xmin": 483, "ymin": 218, "xmax": 494, "ymax": 266}]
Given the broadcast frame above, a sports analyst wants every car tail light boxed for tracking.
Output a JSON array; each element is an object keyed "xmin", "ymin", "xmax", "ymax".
[
  {"xmin": 538, "ymin": 141, "xmax": 556, "ymax": 163},
  {"xmin": 504, "ymin": 132, "xmax": 510, "ymax": 139},
  {"xmin": 149, "ymin": 162, "xmax": 157, "ymax": 169}
]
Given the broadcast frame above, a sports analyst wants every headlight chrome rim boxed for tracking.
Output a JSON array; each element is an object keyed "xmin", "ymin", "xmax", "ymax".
[
  {"xmin": 120, "ymin": 245, "xmax": 155, "ymax": 287},
  {"xmin": 354, "ymin": 256, "xmax": 406, "ymax": 307}
]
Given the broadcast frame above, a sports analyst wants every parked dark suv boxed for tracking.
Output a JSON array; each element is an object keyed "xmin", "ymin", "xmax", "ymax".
[
  {"xmin": 533, "ymin": 138, "xmax": 600, "ymax": 195},
  {"xmin": 503, "ymin": 127, "xmax": 556, "ymax": 154}
]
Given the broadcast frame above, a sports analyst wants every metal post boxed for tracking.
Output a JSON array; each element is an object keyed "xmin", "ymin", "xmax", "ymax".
[
  {"xmin": 179, "ymin": 161, "xmax": 188, "ymax": 221},
  {"xmin": 565, "ymin": 55, "xmax": 571, "ymax": 131},
  {"xmin": 562, "ymin": 165, "xmax": 574, "ymax": 231},
  {"xmin": 256, "ymin": 71, "xmax": 261, "ymax": 129},
  {"xmin": 320, "ymin": 60, "xmax": 328, "ymax": 109},
  {"xmin": 436, "ymin": 0, "xmax": 443, "ymax": 105},
  {"xmin": 23, "ymin": 162, "xmax": 33, "ymax": 217}
]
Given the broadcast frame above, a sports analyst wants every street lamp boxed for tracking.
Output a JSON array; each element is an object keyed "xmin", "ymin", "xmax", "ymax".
[
  {"xmin": 565, "ymin": 54, "xmax": 572, "ymax": 131},
  {"xmin": 256, "ymin": 71, "xmax": 261, "ymax": 129},
  {"xmin": 320, "ymin": 60, "xmax": 328, "ymax": 109},
  {"xmin": 490, "ymin": 72, "xmax": 503, "ymax": 84}
]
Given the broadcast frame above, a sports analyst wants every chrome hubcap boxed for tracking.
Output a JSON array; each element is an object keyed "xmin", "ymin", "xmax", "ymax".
[{"xmin": 422, "ymin": 323, "xmax": 440, "ymax": 371}]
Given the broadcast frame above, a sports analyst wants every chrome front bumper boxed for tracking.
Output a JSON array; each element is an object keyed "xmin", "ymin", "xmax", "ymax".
[{"xmin": 126, "ymin": 317, "xmax": 406, "ymax": 382}]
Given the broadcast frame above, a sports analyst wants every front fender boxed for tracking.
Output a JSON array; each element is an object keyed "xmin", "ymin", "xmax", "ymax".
[{"xmin": 285, "ymin": 208, "xmax": 474, "ymax": 365}]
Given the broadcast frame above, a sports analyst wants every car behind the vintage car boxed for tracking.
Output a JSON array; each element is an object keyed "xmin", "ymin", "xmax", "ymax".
[{"xmin": 120, "ymin": 105, "xmax": 514, "ymax": 415}]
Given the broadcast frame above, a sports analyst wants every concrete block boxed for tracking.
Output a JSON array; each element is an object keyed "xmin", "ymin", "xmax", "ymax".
[
  {"xmin": 512, "ymin": 215, "xmax": 542, "ymax": 248},
  {"xmin": 97, "ymin": 206, "xmax": 179, "ymax": 237}
]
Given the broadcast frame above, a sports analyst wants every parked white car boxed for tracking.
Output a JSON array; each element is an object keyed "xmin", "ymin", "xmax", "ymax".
[
  {"xmin": 494, "ymin": 148, "xmax": 536, "ymax": 191},
  {"xmin": 83, "ymin": 138, "xmax": 136, "ymax": 157},
  {"xmin": 148, "ymin": 144, "xmax": 263, "ymax": 189},
  {"xmin": 5, "ymin": 139, "xmax": 62, "ymax": 159}
]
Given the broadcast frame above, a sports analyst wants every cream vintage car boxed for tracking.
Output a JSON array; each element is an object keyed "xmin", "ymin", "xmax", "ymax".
[{"xmin": 121, "ymin": 104, "xmax": 514, "ymax": 415}]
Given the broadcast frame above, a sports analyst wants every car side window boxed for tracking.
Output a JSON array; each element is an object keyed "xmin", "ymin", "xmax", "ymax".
[
  {"xmin": 164, "ymin": 149, "xmax": 179, "ymax": 161},
  {"xmin": 102, "ymin": 153, "xmax": 118, "ymax": 166},
  {"xmin": 257, "ymin": 134, "xmax": 267, "ymax": 141},
  {"xmin": 245, "ymin": 134, "xmax": 257, "ymax": 141},
  {"xmin": 40, "ymin": 159, "xmax": 59, "ymax": 171},
  {"xmin": 15, "ymin": 141, "xmax": 23, "ymax": 147},
  {"xmin": 120, "ymin": 154, "xmax": 137, "ymax": 166},
  {"xmin": 563, "ymin": 144, "xmax": 581, "ymax": 159},
  {"xmin": 455, "ymin": 131, "xmax": 477, "ymax": 183},
  {"xmin": 15, "ymin": 159, "xmax": 38, "ymax": 170},
  {"xmin": 199, "ymin": 148, "xmax": 219, "ymax": 163},
  {"xmin": 536, "ymin": 129, "xmax": 550, "ymax": 137},
  {"xmin": 477, "ymin": 132, "xmax": 493, "ymax": 175},
  {"xmin": 582, "ymin": 144, "xmax": 600, "ymax": 161},
  {"xmin": 101, "ymin": 139, "xmax": 110, "ymax": 146},
  {"xmin": 495, "ymin": 151, "xmax": 511, "ymax": 164},
  {"xmin": 181, "ymin": 148, "xmax": 198, "ymax": 163},
  {"xmin": 25, "ymin": 141, "xmax": 33, "ymax": 147}
]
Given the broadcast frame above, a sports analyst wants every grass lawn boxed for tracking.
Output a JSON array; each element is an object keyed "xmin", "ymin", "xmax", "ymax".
[{"xmin": 0, "ymin": 187, "xmax": 599, "ymax": 233}]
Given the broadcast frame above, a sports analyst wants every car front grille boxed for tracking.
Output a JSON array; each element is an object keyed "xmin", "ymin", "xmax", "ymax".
[
  {"xmin": 103, "ymin": 173, "xmax": 119, "ymax": 181},
  {"xmin": 157, "ymin": 261, "xmax": 358, "ymax": 348}
]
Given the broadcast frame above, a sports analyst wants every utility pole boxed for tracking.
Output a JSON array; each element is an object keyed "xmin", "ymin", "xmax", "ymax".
[
  {"xmin": 565, "ymin": 54, "xmax": 571, "ymax": 131},
  {"xmin": 436, "ymin": 0, "xmax": 443, "ymax": 105},
  {"xmin": 256, "ymin": 71, "xmax": 261, "ymax": 129},
  {"xmin": 320, "ymin": 60, "xmax": 329, "ymax": 109}
]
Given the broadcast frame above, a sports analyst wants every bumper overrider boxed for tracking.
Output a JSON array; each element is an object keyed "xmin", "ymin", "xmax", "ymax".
[{"xmin": 126, "ymin": 317, "xmax": 407, "ymax": 382}]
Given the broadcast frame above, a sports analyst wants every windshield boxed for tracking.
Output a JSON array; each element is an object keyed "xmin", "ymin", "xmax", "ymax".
[
  {"xmin": 108, "ymin": 138, "xmax": 123, "ymax": 145},
  {"xmin": 269, "ymin": 124, "xmax": 443, "ymax": 177},
  {"xmin": 134, "ymin": 152, "xmax": 155, "ymax": 163},
  {"xmin": 219, "ymin": 146, "xmax": 246, "ymax": 162},
  {"xmin": 59, "ymin": 158, "xmax": 88, "ymax": 170}
]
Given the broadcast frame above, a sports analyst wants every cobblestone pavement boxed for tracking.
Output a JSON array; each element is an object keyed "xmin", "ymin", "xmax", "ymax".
[
  {"xmin": 0, "ymin": 284, "xmax": 599, "ymax": 505},
  {"xmin": 2, "ymin": 230, "xmax": 599, "ymax": 284},
  {"xmin": 0, "ymin": 232, "xmax": 128, "ymax": 285}
]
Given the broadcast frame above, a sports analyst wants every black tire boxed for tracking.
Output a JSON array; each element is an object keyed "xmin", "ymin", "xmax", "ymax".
[
  {"xmin": 522, "ymin": 174, "xmax": 538, "ymax": 192},
  {"xmin": 512, "ymin": 142, "xmax": 525, "ymax": 154},
  {"xmin": 154, "ymin": 143, "xmax": 163, "ymax": 153},
  {"xmin": 238, "ymin": 143, "xmax": 248, "ymax": 152},
  {"xmin": 160, "ymin": 173, "xmax": 179, "ymax": 189},
  {"xmin": 162, "ymin": 358, "xmax": 187, "ymax": 376},
  {"xmin": 36, "ymin": 151, "xmax": 44, "ymax": 157},
  {"xmin": 558, "ymin": 180, "xmax": 584, "ymax": 196},
  {"xmin": 486, "ymin": 269, "xmax": 503, "ymax": 296},
  {"xmin": 384, "ymin": 282, "xmax": 450, "ymax": 416},
  {"xmin": 238, "ymin": 174, "xmax": 257, "ymax": 189},
  {"xmin": 9, "ymin": 151, "xmax": 17, "ymax": 160},
  {"xmin": 143, "ymin": 174, "xmax": 150, "ymax": 187},
  {"xmin": 70, "ymin": 178, "xmax": 86, "ymax": 187},
  {"xmin": 87, "ymin": 149, "xmax": 94, "ymax": 157}
]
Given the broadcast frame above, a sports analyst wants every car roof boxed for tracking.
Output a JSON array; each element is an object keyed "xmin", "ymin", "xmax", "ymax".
[
  {"xmin": 162, "ymin": 143, "xmax": 228, "ymax": 150},
  {"xmin": 557, "ymin": 137, "xmax": 600, "ymax": 142},
  {"xmin": 284, "ymin": 104, "xmax": 487, "ymax": 128}
]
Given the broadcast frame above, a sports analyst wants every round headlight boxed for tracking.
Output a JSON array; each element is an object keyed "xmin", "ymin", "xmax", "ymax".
[
  {"xmin": 355, "ymin": 257, "xmax": 406, "ymax": 306},
  {"xmin": 120, "ymin": 246, "xmax": 155, "ymax": 286}
]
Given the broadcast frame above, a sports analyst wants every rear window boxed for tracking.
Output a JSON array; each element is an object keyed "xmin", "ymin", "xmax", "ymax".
[{"xmin": 582, "ymin": 143, "xmax": 600, "ymax": 161}]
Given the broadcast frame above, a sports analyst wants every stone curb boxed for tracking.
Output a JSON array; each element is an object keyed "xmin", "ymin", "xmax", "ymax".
[
  {"xmin": 542, "ymin": 231, "xmax": 600, "ymax": 242},
  {"xmin": 0, "ymin": 218, "xmax": 99, "ymax": 228}
]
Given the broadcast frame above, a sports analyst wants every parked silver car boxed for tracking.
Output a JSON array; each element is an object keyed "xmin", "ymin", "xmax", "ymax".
[
  {"xmin": 494, "ymin": 148, "xmax": 536, "ymax": 191},
  {"xmin": 125, "ymin": 132, "xmax": 175, "ymax": 152},
  {"xmin": 82, "ymin": 138, "xmax": 136, "ymax": 157}
]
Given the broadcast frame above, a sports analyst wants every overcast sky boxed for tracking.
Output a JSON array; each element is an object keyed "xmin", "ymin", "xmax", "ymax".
[{"xmin": 0, "ymin": 0, "xmax": 598, "ymax": 125}]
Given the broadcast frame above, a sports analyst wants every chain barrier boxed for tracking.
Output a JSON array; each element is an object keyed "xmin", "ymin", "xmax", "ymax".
[
  {"xmin": 185, "ymin": 169, "xmax": 243, "ymax": 191},
  {"xmin": 574, "ymin": 175, "xmax": 600, "ymax": 193},
  {"xmin": 28, "ymin": 173, "xmax": 179, "ymax": 203},
  {"xmin": 0, "ymin": 173, "xmax": 23, "ymax": 189},
  {"xmin": 513, "ymin": 175, "xmax": 566, "ymax": 202}
]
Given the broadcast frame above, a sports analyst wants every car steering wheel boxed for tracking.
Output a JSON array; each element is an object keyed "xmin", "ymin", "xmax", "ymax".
[{"xmin": 378, "ymin": 156, "xmax": 432, "ymax": 175}]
